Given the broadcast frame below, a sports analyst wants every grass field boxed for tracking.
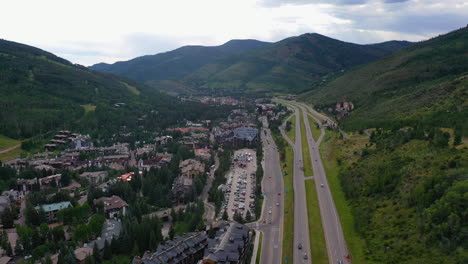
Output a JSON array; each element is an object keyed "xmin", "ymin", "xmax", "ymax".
[
  {"xmin": 0, "ymin": 135, "xmax": 20, "ymax": 150},
  {"xmin": 319, "ymin": 130, "xmax": 367, "ymax": 263},
  {"xmin": 308, "ymin": 115, "xmax": 322, "ymax": 142},
  {"xmin": 305, "ymin": 179, "xmax": 329, "ymax": 264},
  {"xmin": 300, "ymin": 110, "xmax": 313, "ymax": 176},
  {"xmin": 80, "ymin": 104, "xmax": 96, "ymax": 113},
  {"xmin": 272, "ymin": 130, "xmax": 295, "ymax": 264},
  {"xmin": 286, "ymin": 114, "xmax": 296, "ymax": 143},
  {"xmin": 0, "ymin": 147, "xmax": 24, "ymax": 162},
  {"xmin": 256, "ymin": 232, "xmax": 263, "ymax": 264}
]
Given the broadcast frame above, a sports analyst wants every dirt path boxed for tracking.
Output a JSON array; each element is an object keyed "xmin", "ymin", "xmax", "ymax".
[{"xmin": 0, "ymin": 144, "xmax": 20, "ymax": 154}]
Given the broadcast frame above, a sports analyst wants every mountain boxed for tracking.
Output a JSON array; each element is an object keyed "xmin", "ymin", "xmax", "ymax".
[
  {"xmin": 89, "ymin": 39, "xmax": 269, "ymax": 83},
  {"xmin": 300, "ymin": 26, "xmax": 468, "ymax": 135},
  {"xmin": 0, "ymin": 39, "xmax": 228, "ymax": 142},
  {"xmin": 186, "ymin": 34, "xmax": 412, "ymax": 94}
]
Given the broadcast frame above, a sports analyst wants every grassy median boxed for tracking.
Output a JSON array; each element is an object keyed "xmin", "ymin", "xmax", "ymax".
[
  {"xmin": 308, "ymin": 115, "xmax": 322, "ymax": 142},
  {"xmin": 305, "ymin": 179, "xmax": 329, "ymax": 264},
  {"xmin": 320, "ymin": 130, "xmax": 367, "ymax": 263},
  {"xmin": 285, "ymin": 114, "xmax": 296, "ymax": 143},
  {"xmin": 299, "ymin": 110, "xmax": 313, "ymax": 176},
  {"xmin": 256, "ymin": 232, "xmax": 263, "ymax": 264}
]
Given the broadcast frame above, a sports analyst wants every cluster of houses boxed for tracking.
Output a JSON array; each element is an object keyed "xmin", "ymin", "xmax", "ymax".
[
  {"xmin": 329, "ymin": 101, "xmax": 355, "ymax": 120},
  {"xmin": 45, "ymin": 131, "xmax": 92, "ymax": 151},
  {"xmin": 5, "ymin": 141, "xmax": 131, "ymax": 172},
  {"xmin": 171, "ymin": 159, "xmax": 206, "ymax": 203},
  {"xmin": 213, "ymin": 109, "xmax": 259, "ymax": 147},
  {"xmin": 132, "ymin": 222, "xmax": 252, "ymax": 264}
]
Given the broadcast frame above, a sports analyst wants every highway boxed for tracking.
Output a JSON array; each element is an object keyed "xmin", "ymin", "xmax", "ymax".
[
  {"xmin": 279, "ymin": 105, "xmax": 312, "ymax": 264},
  {"xmin": 294, "ymin": 101, "xmax": 350, "ymax": 264},
  {"xmin": 253, "ymin": 116, "xmax": 285, "ymax": 264}
]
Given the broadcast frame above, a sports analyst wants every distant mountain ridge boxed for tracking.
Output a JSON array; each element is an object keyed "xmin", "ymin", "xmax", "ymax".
[
  {"xmin": 90, "ymin": 39, "xmax": 269, "ymax": 83},
  {"xmin": 300, "ymin": 26, "xmax": 468, "ymax": 134},
  {"xmin": 90, "ymin": 34, "xmax": 412, "ymax": 95}
]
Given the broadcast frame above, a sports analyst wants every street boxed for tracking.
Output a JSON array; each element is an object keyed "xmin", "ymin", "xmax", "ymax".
[{"xmin": 253, "ymin": 116, "xmax": 285, "ymax": 264}]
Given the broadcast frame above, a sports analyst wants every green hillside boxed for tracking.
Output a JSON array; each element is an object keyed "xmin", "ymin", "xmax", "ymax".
[
  {"xmin": 90, "ymin": 39, "xmax": 269, "ymax": 83},
  {"xmin": 300, "ymin": 26, "xmax": 468, "ymax": 135},
  {"xmin": 0, "ymin": 39, "xmax": 229, "ymax": 142},
  {"xmin": 185, "ymin": 34, "xmax": 412, "ymax": 94}
]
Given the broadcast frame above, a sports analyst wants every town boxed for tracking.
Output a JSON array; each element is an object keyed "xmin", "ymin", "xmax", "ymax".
[{"xmin": 0, "ymin": 98, "xmax": 288, "ymax": 264}]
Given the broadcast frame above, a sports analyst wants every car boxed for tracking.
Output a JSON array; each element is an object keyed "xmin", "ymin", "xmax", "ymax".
[
  {"xmin": 278, "ymin": 192, "xmax": 281, "ymax": 196},
  {"xmin": 276, "ymin": 202, "xmax": 280, "ymax": 206},
  {"xmin": 320, "ymin": 184, "xmax": 324, "ymax": 188},
  {"xmin": 304, "ymin": 253, "xmax": 308, "ymax": 259},
  {"xmin": 269, "ymin": 210, "xmax": 272, "ymax": 214},
  {"xmin": 298, "ymin": 243, "xmax": 302, "ymax": 249}
]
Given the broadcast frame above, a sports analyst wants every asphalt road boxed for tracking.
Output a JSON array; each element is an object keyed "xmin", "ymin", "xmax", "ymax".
[
  {"xmin": 202, "ymin": 154, "xmax": 219, "ymax": 222},
  {"xmin": 295, "ymin": 102, "xmax": 350, "ymax": 264},
  {"xmin": 253, "ymin": 116, "xmax": 285, "ymax": 264},
  {"xmin": 280, "ymin": 106, "xmax": 312, "ymax": 264}
]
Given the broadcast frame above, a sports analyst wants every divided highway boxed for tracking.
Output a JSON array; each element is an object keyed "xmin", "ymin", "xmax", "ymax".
[
  {"xmin": 294, "ymin": 101, "xmax": 350, "ymax": 264},
  {"xmin": 279, "ymin": 106, "xmax": 312, "ymax": 264},
  {"xmin": 254, "ymin": 116, "xmax": 285, "ymax": 264}
]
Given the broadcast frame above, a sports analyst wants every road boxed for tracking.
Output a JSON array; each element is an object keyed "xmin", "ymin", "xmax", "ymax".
[
  {"xmin": 252, "ymin": 116, "xmax": 285, "ymax": 264},
  {"xmin": 280, "ymin": 105, "xmax": 312, "ymax": 264},
  {"xmin": 294, "ymin": 101, "xmax": 350, "ymax": 264},
  {"xmin": 201, "ymin": 154, "xmax": 219, "ymax": 222}
]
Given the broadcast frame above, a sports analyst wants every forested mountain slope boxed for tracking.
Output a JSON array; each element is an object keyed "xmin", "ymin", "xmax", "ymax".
[
  {"xmin": 0, "ymin": 39, "xmax": 229, "ymax": 141},
  {"xmin": 186, "ymin": 34, "xmax": 411, "ymax": 94},
  {"xmin": 300, "ymin": 26, "xmax": 468, "ymax": 135},
  {"xmin": 90, "ymin": 39, "xmax": 269, "ymax": 83}
]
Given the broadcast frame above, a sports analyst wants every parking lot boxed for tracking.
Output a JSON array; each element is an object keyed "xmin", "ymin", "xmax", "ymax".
[{"xmin": 220, "ymin": 149, "xmax": 257, "ymax": 219}]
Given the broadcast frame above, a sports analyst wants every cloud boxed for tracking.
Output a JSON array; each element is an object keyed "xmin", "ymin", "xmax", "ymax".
[
  {"xmin": 0, "ymin": 0, "xmax": 466, "ymax": 65},
  {"xmin": 259, "ymin": 0, "xmax": 368, "ymax": 7},
  {"xmin": 384, "ymin": 0, "xmax": 409, "ymax": 3}
]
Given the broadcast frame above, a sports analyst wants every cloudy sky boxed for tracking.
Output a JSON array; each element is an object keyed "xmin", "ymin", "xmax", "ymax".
[{"xmin": 2, "ymin": 0, "xmax": 467, "ymax": 65}]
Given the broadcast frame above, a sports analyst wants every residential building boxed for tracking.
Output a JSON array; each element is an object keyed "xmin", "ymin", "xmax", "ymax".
[
  {"xmin": 132, "ymin": 232, "xmax": 207, "ymax": 264},
  {"xmin": 0, "ymin": 196, "xmax": 11, "ymax": 213},
  {"xmin": 79, "ymin": 171, "xmax": 108, "ymax": 185},
  {"xmin": 35, "ymin": 201, "xmax": 73, "ymax": 223},
  {"xmin": 74, "ymin": 247, "xmax": 93, "ymax": 264},
  {"xmin": 200, "ymin": 222, "xmax": 252, "ymax": 264},
  {"xmin": 94, "ymin": 195, "xmax": 128, "ymax": 218},
  {"xmin": 179, "ymin": 159, "xmax": 205, "ymax": 179}
]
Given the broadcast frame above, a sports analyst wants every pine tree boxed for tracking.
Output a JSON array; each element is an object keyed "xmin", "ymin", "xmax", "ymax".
[
  {"xmin": 245, "ymin": 210, "xmax": 252, "ymax": 222},
  {"xmin": 103, "ymin": 240, "xmax": 112, "ymax": 260},
  {"xmin": 169, "ymin": 225, "xmax": 175, "ymax": 240},
  {"xmin": 92, "ymin": 243, "xmax": 101, "ymax": 263},
  {"xmin": 222, "ymin": 210, "xmax": 229, "ymax": 221}
]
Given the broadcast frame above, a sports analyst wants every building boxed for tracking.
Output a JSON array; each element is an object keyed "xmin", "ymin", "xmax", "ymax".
[
  {"xmin": 16, "ymin": 178, "xmax": 38, "ymax": 192},
  {"xmin": 35, "ymin": 201, "xmax": 73, "ymax": 223},
  {"xmin": 85, "ymin": 219, "xmax": 122, "ymax": 250},
  {"xmin": 179, "ymin": 159, "xmax": 205, "ymax": 179},
  {"xmin": 132, "ymin": 232, "xmax": 208, "ymax": 264},
  {"xmin": 74, "ymin": 247, "xmax": 93, "ymax": 264},
  {"xmin": 195, "ymin": 149, "xmax": 211, "ymax": 161},
  {"xmin": 0, "ymin": 196, "xmax": 11, "ymax": 213},
  {"xmin": 200, "ymin": 222, "xmax": 252, "ymax": 264},
  {"xmin": 94, "ymin": 195, "xmax": 128, "ymax": 218},
  {"xmin": 79, "ymin": 171, "xmax": 108, "ymax": 185},
  {"xmin": 38, "ymin": 174, "xmax": 62, "ymax": 189}
]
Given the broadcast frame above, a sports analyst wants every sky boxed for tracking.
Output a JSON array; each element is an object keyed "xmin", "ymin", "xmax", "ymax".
[{"xmin": 1, "ymin": 0, "xmax": 467, "ymax": 66}]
